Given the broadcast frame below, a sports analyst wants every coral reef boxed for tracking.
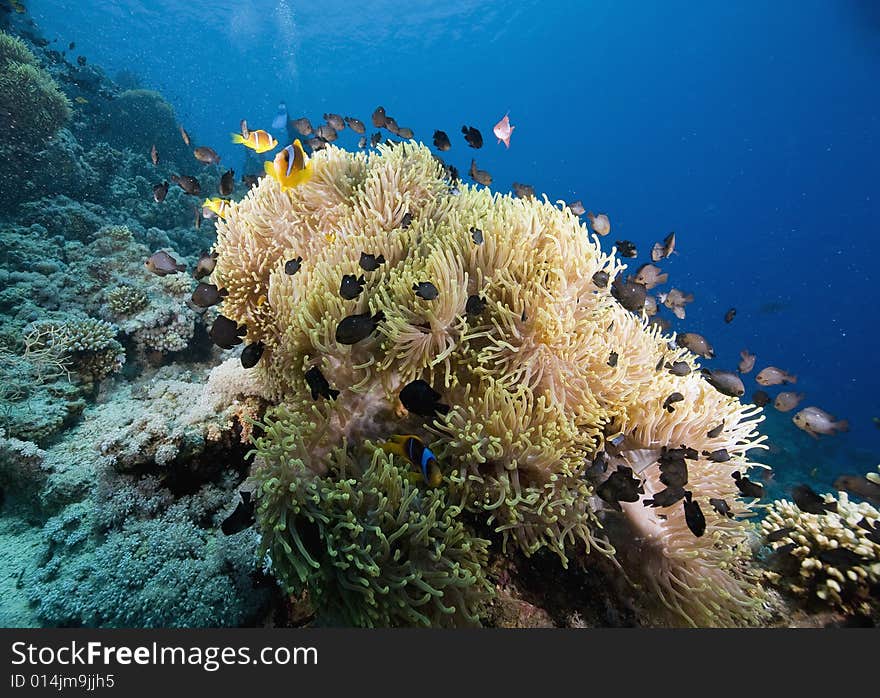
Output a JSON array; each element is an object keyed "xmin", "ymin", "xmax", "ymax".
[
  {"xmin": 214, "ymin": 142, "xmax": 771, "ymax": 626},
  {"xmin": 761, "ymin": 493, "xmax": 880, "ymax": 615}
]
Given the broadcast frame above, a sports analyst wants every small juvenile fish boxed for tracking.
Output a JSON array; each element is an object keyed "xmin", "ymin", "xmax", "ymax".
[
  {"xmin": 676, "ymin": 332, "xmax": 714, "ymax": 359},
  {"xmin": 667, "ymin": 361, "xmax": 690, "ymax": 377},
  {"xmin": 209, "ymin": 315, "xmax": 247, "ymax": 349},
  {"xmin": 615, "ymin": 240, "xmax": 637, "ymax": 258},
  {"xmin": 465, "ymin": 295, "xmax": 486, "ymax": 316},
  {"xmin": 766, "ymin": 527, "xmax": 794, "ymax": 542},
  {"xmin": 171, "ymin": 174, "xmax": 201, "ymax": 195},
  {"xmin": 633, "ymin": 263, "xmax": 668, "ymax": 290},
  {"xmin": 284, "ymin": 256, "xmax": 303, "ymax": 275},
  {"xmin": 219, "ymin": 168, "xmax": 235, "ymax": 196},
  {"xmin": 190, "ymin": 282, "xmax": 227, "ymax": 308},
  {"xmin": 69, "ymin": 41, "xmax": 75, "ymax": 50},
  {"xmin": 608, "ymin": 351, "xmax": 619, "ymax": 368},
  {"xmin": 240, "ymin": 341, "xmax": 265, "ymax": 368},
  {"xmin": 413, "ymin": 282, "xmax": 439, "ymax": 300},
  {"xmin": 792, "ymin": 406, "xmax": 848, "ymax": 438},
  {"xmin": 732, "ymin": 471, "xmax": 764, "ymax": 499},
  {"xmin": 316, "ymin": 124, "xmax": 337, "ymax": 142},
  {"xmin": 194, "ymin": 146, "xmax": 221, "ymax": 164},
  {"xmin": 221, "ymin": 491, "xmax": 255, "ymax": 536},
  {"xmin": 493, "ymin": 112, "xmax": 514, "ymax": 148},
  {"xmin": 145, "ymin": 250, "xmax": 185, "ymax": 276},
  {"xmin": 724, "ymin": 307, "xmax": 736, "ymax": 324},
  {"xmin": 658, "ymin": 288, "xmax": 694, "ymax": 319},
  {"xmin": 587, "ymin": 212, "xmax": 610, "ymax": 236},
  {"xmin": 707, "ymin": 421, "xmax": 724, "ymax": 438},
  {"xmin": 738, "ymin": 350, "xmax": 756, "ymax": 374},
  {"xmin": 344, "ymin": 116, "xmax": 365, "ymax": 133},
  {"xmin": 470, "ymin": 226, "xmax": 483, "ymax": 244},
  {"xmin": 643, "ymin": 486, "xmax": 686, "ymax": 508},
  {"xmin": 358, "ymin": 136, "xmax": 366, "ymax": 149},
  {"xmin": 400, "ymin": 212, "xmax": 413, "ymax": 228},
  {"xmin": 339, "ymin": 273, "xmax": 366, "ymax": 300},
  {"xmin": 461, "ymin": 125, "xmax": 483, "ymax": 148},
  {"xmin": 591, "ymin": 270, "xmax": 609, "ymax": 288},
  {"xmin": 400, "ymin": 379, "xmax": 450, "ymax": 418},
  {"xmin": 469, "ymin": 159, "xmax": 492, "ymax": 186},
  {"xmin": 596, "ymin": 465, "xmax": 644, "ymax": 511},
  {"xmin": 194, "ymin": 251, "xmax": 217, "ymax": 280},
  {"xmin": 384, "ymin": 116, "xmax": 400, "ymax": 135},
  {"xmin": 611, "ymin": 277, "xmax": 646, "ymax": 312},
  {"xmin": 306, "ymin": 137, "xmax": 328, "ymax": 152},
  {"xmin": 756, "ymin": 366, "xmax": 797, "ymax": 386},
  {"xmin": 324, "ymin": 113, "xmax": 345, "ymax": 131},
  {"xmin": 304, "ymin": 366, "xmax": 339, "ymax": 401},
  {"xmin": 644, "ymin": 293, "xmax": 657, "ymax": 316},
  {"xmin": 335, "ymin": 310, "xmax": 385, "ymax": 345},
  {"xmin": 702, "ymin": 449, "xmax": 731, "ymax": 463},
  {"xmin": 77, "ymin": 55, "xmax": 86, "ymax": 66},
  {"xmin": 397, "ymin": 126, "xmax": 414, "ymax": 139},
  {"xmin": 659, "ymin": 450, "xmax": 689, "ymax": 488},
  {"xmin": 791, "ymin": 484, "xmax": 837, "ymax": 515},
  {"xmin": 651, "ymin": 232, "xmax": 675, "ymax": 262},
  {"xmin": 241, "ymin": 174, "xmax": 259, "ymax": 190},
  {"xmin": 359, "ymin": 252, "xmax": 385, "ymax": 271},
  {"xmin": 150, "ymin": 144, "xmax": 159, "ymax": 166},
  {"xmin": 291, "ymin": 117, "xmax": 313, "ymax": 136},
  {"xmin": 710, "ymin": 497, "xmax": 733, "ymax": 518},
  {"xmin": 662, "ymin": 392, "xmax": 684, "ymax": 413},
  {"xmin": 152, "ymin": 180, "xmax": 169, "ymax": 203},
  {"xmin": 179, "ymin": 124, "xmax": 191, "ymax": 146},
  {"xmin": 371, "ymin": 106, "xmax": 387, "ymax": 128},
  {"xmin": 833, "ymin": 475, "xmax": 880, "ymax": 506},
  {"xmin": 701, "ymin": 369, "xmax": 744, "ymax": 397},
  {"xmin": 683, "ymin": 492, "xmax": 706, "ymax": 537},
  {"xmin": 752, "ymin": 390, "xmax": 771, "ymax": 407},
  {"xmin": 512, "ymin": 182, "xmax": 534, "ymax": 199},
  {"xmin": 370, "ymin": 131, "xmax": 382, "ymax": 148},
  {"xmin": 567, "ymin": 200, "xmax": 586, "ymax": 216},
  {"xmin": 432, "ymin": 130, "xmax": 451, "ymax": 151},
  {"xmin": 774, "ymin": 391, "xmax": 805, "ymax": 413}
]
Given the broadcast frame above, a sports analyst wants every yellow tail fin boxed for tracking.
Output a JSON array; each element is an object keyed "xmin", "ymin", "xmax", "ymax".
[{"xmin": 231, "ymin": 133, "xmax": 245, "ymax": 145}]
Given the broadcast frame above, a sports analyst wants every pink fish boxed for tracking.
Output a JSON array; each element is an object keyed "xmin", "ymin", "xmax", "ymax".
[{"xmin": 493, "ymin": 112, "xmax": 514, "ymax": 148}]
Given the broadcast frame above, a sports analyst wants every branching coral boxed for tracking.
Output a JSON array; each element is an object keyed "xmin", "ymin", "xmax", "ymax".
[
  {"xmin": 214, "ymin": 142, "xmax": 771, "ymax": 626},
  {"xmin": 761, "ymin": 494, "xmax": 880, "ymax": 615},
  {"xmin": 254, "ymin": 405, "xmax": 492, "ymax": 627}
]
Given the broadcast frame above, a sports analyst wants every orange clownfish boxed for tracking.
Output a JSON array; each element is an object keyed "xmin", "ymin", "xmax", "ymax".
[
  {"xmin": 263, "ymin": 139, "xmax": 313, "ymax": 190},
  {"xmin": 381, "ymin": 435, "xmax": 443, "ymax": 488},
  {"xmin": 231, "ymin": 129, "xmax": 278, "ymax": 153}
]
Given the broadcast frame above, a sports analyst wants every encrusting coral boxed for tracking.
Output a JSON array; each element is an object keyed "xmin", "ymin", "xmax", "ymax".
[
  {"xmin": 761, "ymin": 493, "xmax": 880, "ymax": 615},
  {"xmin": 214, "ymin": 142, "xmax": 772, "ymax": 627}
]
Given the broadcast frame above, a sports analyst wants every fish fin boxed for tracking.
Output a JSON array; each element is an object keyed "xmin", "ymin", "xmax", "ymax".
[
  {"xmin": 836, "ymin": 420, "xmax": 849, "ymax": 433},
  {"xmin": 263, "ymin": 160, "xmax": 275, "ymax": 178},
  {"xmin": 231, "ymin": 133, "xmax": 245, "ymax": 145}
]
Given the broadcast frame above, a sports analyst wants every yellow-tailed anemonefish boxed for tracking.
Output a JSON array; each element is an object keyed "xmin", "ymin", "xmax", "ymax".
[
  {"xmin": 263, "ymin": 139, "xmax": 313, "ymax": 190},
  {"xmin": 381, "ymin": 435, "xmax": 443, "ymax": 487},
  {"xmin": 202, "ymin": 197, "xmax": 231, "ymax": 219},
  {"xmin": 231, "ymin": 128, "xmax": 278, "ymax": 153}
]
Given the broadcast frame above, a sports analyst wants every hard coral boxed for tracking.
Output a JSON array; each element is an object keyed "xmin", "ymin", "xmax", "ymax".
[
  {"xmin": 762, "ymin": 494, "xmax": 880, "ymax": 615},
  {"xmin": 215, "ymin": 142, "xmax": 770, "ymax": 626}
]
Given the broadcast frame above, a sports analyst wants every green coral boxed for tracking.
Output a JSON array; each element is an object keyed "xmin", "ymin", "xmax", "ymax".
[
  {"xmin": 0, "ymin": 31, "xmax": 71, "ymax": 146},
  {"xmin": 105, "ymin": 285, "xmax": 149, "ymax": 316},
  {"xmin": 254, "ymin": 404, "xmax": 493, "ymax": 627}
]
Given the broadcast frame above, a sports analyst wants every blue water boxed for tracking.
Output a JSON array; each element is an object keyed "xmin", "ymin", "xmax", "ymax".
[{"xmin": 29, "ymin": 2, "xmax": 879, "ymax": 467}]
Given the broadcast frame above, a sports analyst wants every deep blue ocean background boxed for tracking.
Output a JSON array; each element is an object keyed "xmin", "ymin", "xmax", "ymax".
[{"xmin": 26, "ymin": 0, "xmax": 880, "ymax": 489}]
